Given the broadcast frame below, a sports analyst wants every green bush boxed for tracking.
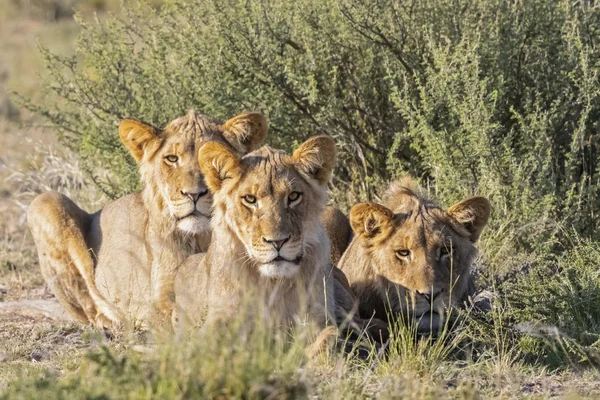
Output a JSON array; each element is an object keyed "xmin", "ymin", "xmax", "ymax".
[
  {"xmin": 26, "ymin": 0, "xmax": 600, "ymax": 258},
  {"xmin": 501, "ymin": 239, "xmax": 600, "ymax": 367}
]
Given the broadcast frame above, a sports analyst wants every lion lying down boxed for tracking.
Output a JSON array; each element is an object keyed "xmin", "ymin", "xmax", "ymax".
[
  {"xmin": 339, "ymin": 178, "xmax": 491, "ymax": 333},
  {"xmin": 174, "ymin": 135, "xmax": 356, "ymax": 354}
]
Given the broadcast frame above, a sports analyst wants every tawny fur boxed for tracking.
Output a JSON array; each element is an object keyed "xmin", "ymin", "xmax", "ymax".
[
  {"xmin": 27, "ymin": 110, "xmax": 268, "ymax": 329},
  {"xmin": 321, "ymin": 206, "xmax": 353, "ymax": 266},
  {"xmin": 174, "ymin": 136, "xmax": 342, "ymax": 354},
  {"xmin": 338, "ymin": 177, "xmax": 491, "ymax": 332}
]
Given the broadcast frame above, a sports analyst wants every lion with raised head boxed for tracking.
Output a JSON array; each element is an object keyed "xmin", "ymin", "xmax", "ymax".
[
  {"xmin": 27, "ymin": 110, "xmax": 268, "ymax": 329},
  {"xmin": 338, "ymin": 178, "xmax": 491, "ymax": 333},
  {"xmin": 174, "ymin": 135, "xmax": 342, "ymax": 352}
]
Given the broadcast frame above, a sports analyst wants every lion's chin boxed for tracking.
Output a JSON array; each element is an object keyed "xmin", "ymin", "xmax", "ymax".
[
  {"xmin": 258, "ymin": 261, "xmax": 300, "ymax": 279},
  {"xmin": 177, "ymin": 213, "xmax": 210, "ymax": 234}
]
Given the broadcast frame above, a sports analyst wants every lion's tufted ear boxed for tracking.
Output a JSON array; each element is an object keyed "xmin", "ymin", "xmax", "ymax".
[
  {"xmin": 119, "ymin": 120, "xmax": 160, "ymax": 163},
  {"xmin": 350, "ymin": 203, "xmax": 395, "ymax": 247},
  {"xmin": 447, "ymin": 196, "xmax": 491, "ymax": 242},
  {"xmin": 222, "ymin": 112, "xmax": 269, "ymax": 154},
  {"xmin": 197, "ymin": 141, "xmax": 242, "ymax": 193},
  {"xmin": 292, "ymin": 135, "xmax": 337, "ymax": 186}
]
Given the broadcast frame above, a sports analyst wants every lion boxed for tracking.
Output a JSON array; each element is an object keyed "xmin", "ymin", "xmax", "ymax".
[
  {"xmin": 27, "ymin": 110, "xmax": 268, "ymax": 329},
  {"xmin": 338, "ymin": 178, "xmax": 491, "ymax": 333},
  {"xmin": 321, "ymin": 206, "xmax": 353, "ymax": 266},
  {"xmin": 174, "ymin": 135, "xmax": 343, "ymax": 353}
]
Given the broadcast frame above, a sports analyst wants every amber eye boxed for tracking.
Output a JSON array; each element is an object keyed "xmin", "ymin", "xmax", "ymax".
[
  {"xmin": 288, "ymin": 191, "xmax": 302, "ymax": 203},
  {"xmin": 165, "ymin": 155, "xmax": 179, "ymax": 163},
  {"xmin": 395, "ymin": 249, "xmax": 410, "ymax": 258},
  {"xmin": 243, "ymin": 195, "xmax": 257, "ymax": 204}
]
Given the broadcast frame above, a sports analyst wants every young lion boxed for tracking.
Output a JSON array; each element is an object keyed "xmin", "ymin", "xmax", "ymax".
[
  {"xmin": 27, "ymin": 110, "xmax": 268, "ymax": 328},
  {"xmin": 174, "ymin": 136, "xmax": 340, "ymax": 349},
  {"xmin": 338, "ymin": 178, "xmax": 491, "ymax": 333}
]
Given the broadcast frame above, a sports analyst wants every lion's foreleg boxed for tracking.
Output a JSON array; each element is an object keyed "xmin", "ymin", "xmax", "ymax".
[
  {"xmin": 149, "ymin": 238, "xmax": 182, "ymax": 328},
  {"xmin": 66, "ymin": 242, "xmax": 124, "ymax": 328},
  {"xmin": 28, "ymin": 192, "xmax": 122, "ymax": 329},
  {"xmin": 304, "ymin": 325, "xmax": 339, "ymax": 359}
]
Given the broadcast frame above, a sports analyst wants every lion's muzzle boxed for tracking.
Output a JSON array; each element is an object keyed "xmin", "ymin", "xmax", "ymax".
[
  {"xmin": 250, "ymin": 236, "xmax": 304, "ymax": 279},
  {"xmin": 172, "ymin": 190, "xmax": 212, "ymax": 233}
]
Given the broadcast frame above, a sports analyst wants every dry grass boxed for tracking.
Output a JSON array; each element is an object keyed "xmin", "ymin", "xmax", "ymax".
[
  {"xmin": 0, "ymin": 0, "xmax": 79, "ymax": 298},
  {"xmin": 0, "ymin": 314, "xmax": 91, "ymax": 391},
  {"xmin": 0, "ymin": 1, "xmax": 108, "ymax": 391},
  {"xmin": 0, "ymin": 0, "xmax": 112, "ymax": 297}
]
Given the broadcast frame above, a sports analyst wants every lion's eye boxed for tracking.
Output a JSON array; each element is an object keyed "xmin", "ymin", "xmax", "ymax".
[
  {"xmin": 288, "ymin": 191, "xmax": 302, "ymax": 203},
  {"xmin": 441, "ymin": 244, "xmax": 452, "ymax": 256},
  {"xmin": 395, "ymin": 249, "xmax": 410, "ymax": 258},
  {"xmin": 243, "ymin": 195, "xmax": 257, "ymax": 204},
  {"xmin": 165, "ymin": 155, "xmax": 179, "ymax": 163}
]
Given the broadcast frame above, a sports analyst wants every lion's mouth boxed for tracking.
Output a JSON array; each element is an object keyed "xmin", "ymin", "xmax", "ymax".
[
  {"xmin": 178, "ymin": 210, "xmax": 210, "ymax": 220},
  {"xmin": 257, "ymin": 255, "xmax": 303, "ymax": 279},
  {"xmin": 270, "ymin": 255, "xmax": 302, "ymax": 265}
]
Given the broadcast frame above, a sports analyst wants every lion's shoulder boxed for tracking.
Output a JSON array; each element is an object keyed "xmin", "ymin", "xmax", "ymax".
[
  {"xmin": 93, "ymin": 193, "xmax": 147, "ymax": 240},
  {"xmin": 321, "ymin": 206, "xmax": 352, "ymax": 266}
]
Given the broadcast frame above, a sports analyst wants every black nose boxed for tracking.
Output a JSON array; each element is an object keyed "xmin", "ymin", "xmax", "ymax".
[
  {"xmin": 417, "ymin": 288, "xmax": 443, "ymax": 303},
  {"xmin": 182, "ymin": 190, "xmax": 208, "ymax": 203},
  {"xmin": 263, "ymin": 236, "xmax": 290, "ymax": 251}
]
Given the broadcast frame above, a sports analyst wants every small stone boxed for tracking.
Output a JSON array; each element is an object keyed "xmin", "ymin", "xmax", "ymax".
[
  {"xmin": 0, "ymin": 353, "xmax": 9, "ymax": 362},
  {"xmin": 30, "ymin": 350, "xmax": 43, "ymax": 362}
]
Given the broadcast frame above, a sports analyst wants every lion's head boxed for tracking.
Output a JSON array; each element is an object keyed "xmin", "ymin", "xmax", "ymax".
[
  {"xmin": 197, "ymin": 136, "xmax": 336, "ymax": 279},
  {"xmin": 118, "ymin": 110, "xmax": 268, "ymax": 234},
  {"xmin": 348, "ymin": 178, "xmax": 491, "ymax": 331}
]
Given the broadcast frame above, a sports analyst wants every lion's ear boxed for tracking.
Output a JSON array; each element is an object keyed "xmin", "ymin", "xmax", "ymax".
[
  {"xmin": 222, "ymin": 112, "xmax": 269, "ymax": 154},
  {"xmin": 350, "ymin": 203, "xmax": 394, "ymax": 246},
  {"xmin": 292, "ymin": 135, "xmax": 336, "ymax": 186},
  {"xmin": 198, "ymin": 142, "xmax": 242, "ymax": 193},
  {"xmin": 119, "ymin": 120, "xmax": 160, "ymax": 163},
  {"xmin": 447, "ymin": 196, "xmax": 491, "ymax": 242}
]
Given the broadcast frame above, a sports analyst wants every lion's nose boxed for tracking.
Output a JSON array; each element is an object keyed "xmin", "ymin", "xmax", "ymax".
[
  {"xmin": 416, "ymin": 288, "xmax": 443, "ymax": 303},
  {"xmin": 263, "ymin": 235, "xmax": 290, "ymax": 251},
  {"xmin": 182, "ymin": 190, "xmax": 208, "ymax": 203}
]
